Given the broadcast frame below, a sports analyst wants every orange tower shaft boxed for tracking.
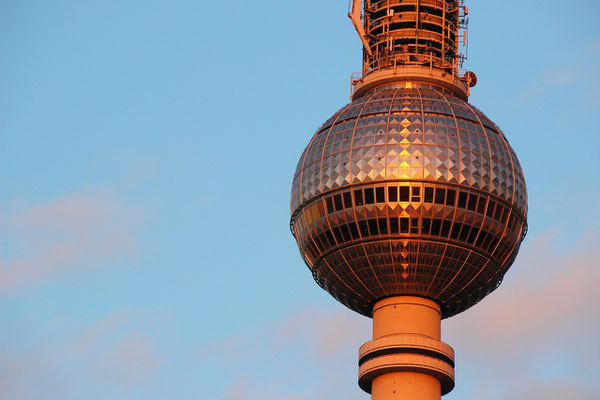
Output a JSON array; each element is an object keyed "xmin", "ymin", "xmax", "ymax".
[{"xmin": 358, "ymin": 297, "xmax": 455, "ymax": 399}]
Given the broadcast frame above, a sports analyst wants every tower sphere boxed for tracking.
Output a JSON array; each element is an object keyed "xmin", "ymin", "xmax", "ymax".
[{"xmin": 290, "ymin": 85, "xmax": 527, "ymax": 318}]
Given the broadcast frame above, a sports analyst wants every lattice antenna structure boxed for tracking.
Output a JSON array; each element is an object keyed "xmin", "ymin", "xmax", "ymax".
[
  {"xmin": 290, "ymin": 2, "xmax": 527, "ymax": 399},
  {"xmin": 349, "ymin": 0, "xmax": 477, "ymax": 99}
]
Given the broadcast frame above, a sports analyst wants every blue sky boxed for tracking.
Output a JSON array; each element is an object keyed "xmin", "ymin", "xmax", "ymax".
[{"xmin": 1, "ymin": 1, "xmax": 599, "ymax": 399}]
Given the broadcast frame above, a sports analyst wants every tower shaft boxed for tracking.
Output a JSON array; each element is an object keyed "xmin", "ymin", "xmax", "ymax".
[{"xmin": 358, "ymin": 297, "xmax": 455, "ymax": 399}]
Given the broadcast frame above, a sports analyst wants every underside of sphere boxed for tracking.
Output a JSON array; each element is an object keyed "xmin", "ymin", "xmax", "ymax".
[{"xmin": 290, "ymin": 86, "xmax": 527, "ymax": 318}]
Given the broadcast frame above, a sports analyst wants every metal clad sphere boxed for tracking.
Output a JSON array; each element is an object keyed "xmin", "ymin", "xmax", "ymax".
[{"xmin": 290, "ymin": 87, "xmax": 527, "ymax": 318}]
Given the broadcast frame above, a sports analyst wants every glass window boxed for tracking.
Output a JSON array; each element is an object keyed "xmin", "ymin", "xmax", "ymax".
[
  {"xmin": 334, "ymin": 194, "xmax": 343, "ymax": 211},
  {"xmin": 458, "ymin": 191, "xmax": 468, "ymax": 208},
  {"xmin": 441, "ymin": 220, "xmax": 452, "ymax": 237},
  {"xmin": 435, "ymin": 188, "xmax": 446, "ymax": 204},
  {"xmin": 476, "ymin": 231, "xmax": 487, "ymax": 247},
  {"xmin": 486, "ymin": 200, "xmax": 496, "ymax": 218},
  {"xmin": 477, "ymin": 196, "xmax": 486, "ymax": 214},
  {"xmin": 446, "ymin": 189, "xmax": 456, "ymax": 206},
  {"xmin": 400, "ymin": 186, "xmax": 410, "ymax": 202},
  {"xmin": 389, "ymin": 217, "xmax": 399, "ymax": 233},
  {"xmin": 343, "ymin": 192, "xmax": 352, "ymax": 209},
  {"xmin": 424, "ymin": 187, "xmax": 434, "ymax": 203},
  {"xmin": 368, "ymin": 219, "xmax": 379, "ymax": 235},
  {"xmin": 459, "ymin": 225, "xmax": 471, "ymax": 241},
  {"xmin": 494, "ymin": 205, "xmax": 504, "ymax": 222},
  {"xmin": 340, "ymin": 224, "xmax": 351, "ymax": 241},
  {"xmin": 412, "ymin": 186, "xmax": 421, "ymax": 202},
  {"xmin": 326, "ymin": 197, "xmax": 334, "ymax": 214},
  {"xmin": 376, "ymin": 187, "xmax": 385, "ymax": 203},
  {"xmin": 349, "ymin": 222, "xmax": 360, "ymax": 240},
  {"xmin": 468, "ymin": 194, "xmax": 478, "ymax": 211},
  {"xmin": 332, "ymin": 227, "xmax": 344, "ymax": 243},
  {"xmin": 411, "ymin": 218, "xmax": 419, "ymax": 234},
  {"xmin": 359, "ymin": 220, "xmax": 369, "ymax": 236},
  {"xmin": 325, "ymin": 230, "xmax": 335, "ymax": 247},
  {"xmin": 365, "ymin": 188, "xmax": 375, "ymax": 204},
  {"xmin": 400, "ymin": 217, "xmax": 409, "ymax": 233},
  {"xmin": 378, "ymin": 218, "xmax": 388, "ymax": 234},
  {"xmin": 388, "ymin": 186, "xmax": 398, "ymax": 202},
  {"xmin": 354, "ymin": 189, "xmax": 364, "ymax": 206},
  {"xmin": 431, "ymin": 219, "xmax": 441, "ymax": 236},
  {"xmin": 450, "ymin": 223, "xmax": 461, "ymax": 240},
  {"xmin": 482, "ymin": 233, "xmax": 493, "ymax": 251},
  {"xmin": 467, "ymin": 226, "xmax": 478, "ymax": 243},
  {"xmin": 422, "ymin": 218, "xmax": 431, "ymax": 234}
]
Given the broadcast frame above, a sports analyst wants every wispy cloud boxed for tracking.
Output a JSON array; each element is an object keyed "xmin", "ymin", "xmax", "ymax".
[
  {"xmin": 518, "ymin": 37, "xmax": 600, "ymax": 104},
  {"xmin": 0, "ymin": 186, "xmax": 144, "ymax": 292},
  {"xmin": 0, "ymin": 310, "xmax": 163, "ymax": 400},
  {"xmin": 540, "ymin": 67, "xmax": 580, "ymax": 86}
]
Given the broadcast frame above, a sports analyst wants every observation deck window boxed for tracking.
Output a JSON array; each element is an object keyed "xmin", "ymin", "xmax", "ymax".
[
  {"xmin": 365, "ymin": 188, "xmax": 375, "ymax": 204},
  {"xmin": 400, "ymin": 186, "xmax": 410, "ymax": 202},
  {"xmin": 376, "ymin": 187, "xmax": 386, "ymax": 203},
  {"xmin": 435, "ymin": 188, "xmax": 446, "ymax": 204},
  {"xmin": 354, "ymin": 189, "xmax": 364, "ymax": 206},
  {"xmin": 388, "ymin": 186, "xmax": 398, "ymax": 202}
]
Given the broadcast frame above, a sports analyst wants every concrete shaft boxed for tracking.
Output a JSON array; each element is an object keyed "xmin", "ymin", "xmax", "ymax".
[
  {"xmin": 358, "ymin": 297, "xmax": 455, "ymax": 399},
  {"xmin": 372, "ymin": 296, "xmax": 441, "ymax": 339}
]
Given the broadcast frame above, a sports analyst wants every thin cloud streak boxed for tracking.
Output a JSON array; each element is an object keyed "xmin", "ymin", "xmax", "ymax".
[
  {"xmin": 0, "ymin": 186, "xmax": 144, "ymax": 292},
  {"xmin": 0, "ymin": 310, "xmax": 163, "ymax": 400}
]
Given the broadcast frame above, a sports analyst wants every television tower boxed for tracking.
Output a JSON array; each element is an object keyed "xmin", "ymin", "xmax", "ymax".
[{"xmin": 290, "ymin": 1, "xmax": 527, "ymax": 399}]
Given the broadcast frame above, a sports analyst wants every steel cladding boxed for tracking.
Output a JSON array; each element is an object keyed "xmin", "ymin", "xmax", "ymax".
[{"xmin": 290, "ymin": 86, "xmax": 527, "ymax": 318}]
